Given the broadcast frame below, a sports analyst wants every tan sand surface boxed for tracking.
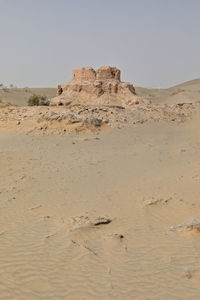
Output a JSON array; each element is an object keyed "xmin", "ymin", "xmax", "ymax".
[
  {"xmin": 1, "ymin": 102, "xmax": 200, "ymax": 299},
  {"xmin": 1, "ymin": 79, "xmax": 200, "ymax": 299},
  {"xmin": 136, "ymin": 78, "xmax": 200, "ymax": 104},
  {"xmin": 0, "ymin": 88, "xmax": 56, "ymax": 106}
]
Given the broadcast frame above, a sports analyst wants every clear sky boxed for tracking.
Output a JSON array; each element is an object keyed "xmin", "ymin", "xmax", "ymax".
[{"xmin": 1, "ymin": 0, "xmax": 200, "ymax": 88}]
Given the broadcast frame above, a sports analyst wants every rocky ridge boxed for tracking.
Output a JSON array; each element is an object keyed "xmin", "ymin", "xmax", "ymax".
[{"xmin": 0, "ymin": 102, "xmax": 195, "ymax": 135}]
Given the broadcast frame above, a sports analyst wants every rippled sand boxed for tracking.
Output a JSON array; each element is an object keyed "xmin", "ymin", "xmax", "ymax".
[{"xmin": 1, "ymin": 112, "xmax": 200, "ymax": 299}]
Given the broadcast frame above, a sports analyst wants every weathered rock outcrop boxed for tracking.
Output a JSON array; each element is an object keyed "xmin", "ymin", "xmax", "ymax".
[{"xmin": 50, "ymin": 66, "xmax": 146, "ymax": 107}]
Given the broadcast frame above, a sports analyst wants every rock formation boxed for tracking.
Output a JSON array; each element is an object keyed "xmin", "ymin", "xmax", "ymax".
[{"xmin": 50, "ymin": 66, "xmax": 145, "ymax": 107}]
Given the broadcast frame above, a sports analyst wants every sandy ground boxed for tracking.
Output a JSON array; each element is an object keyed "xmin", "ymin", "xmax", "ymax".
[
  {"xmin": 1, "ymin": 80, "xmax": 200, "ymax": 299},
  {"xmin": 136, "ymin": 78, "xmax": 200, "ymax": 104},
  {"xmin": 0, "ymin": 88, "xmax": 56, "ymax": 106}
]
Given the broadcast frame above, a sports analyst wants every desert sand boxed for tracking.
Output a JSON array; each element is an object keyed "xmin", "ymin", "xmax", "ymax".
[
  {"xmin": 0, "ymin": 87, "xmax": 56, "ymax": 107},
  {"xmin": 1, "ymin": 77, "xmax": 200, "ymax": 299}
]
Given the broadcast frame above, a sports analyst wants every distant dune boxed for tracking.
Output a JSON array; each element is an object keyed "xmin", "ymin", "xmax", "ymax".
[
  {"xmin": 0, "ymin": 88, "xmax": 56, "ymax": 106},
  {"xmin": 172, "ymin": 78, "xmax": 200, "ymax": 89},
  {"xmin": 136, "ymin": 78, "xmax": 200, "ymax": 104}
]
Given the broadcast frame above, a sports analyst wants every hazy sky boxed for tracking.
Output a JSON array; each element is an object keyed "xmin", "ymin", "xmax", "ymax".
[{"xmin": 1, "ymin": 0, "xmax": 200, "ymax": 88}]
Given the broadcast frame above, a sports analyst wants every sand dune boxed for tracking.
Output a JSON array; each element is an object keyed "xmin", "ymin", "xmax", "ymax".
[
  {"xmin": 0, "ymin": 88, "xmax": 56, "ymax": 106},
  {"xmin": 136, "ymin": 78, "xmax": 200, "ymax": 104},
  {"xmin": 1, "ymin": 80, "xmax": 200, "ymax": 299}
]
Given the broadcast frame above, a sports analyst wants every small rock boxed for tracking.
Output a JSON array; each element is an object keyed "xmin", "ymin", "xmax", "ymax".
[
  {"xmin": 183, "ymin": 268, "xmax": 193, "ymax": 279},
  {"xmin": 170, "ymin": 218, "xmax": 200, "ymax": 232},
  {"xmin": 93, "ymin": 217, "xmax": 112, "ymax": 226}
]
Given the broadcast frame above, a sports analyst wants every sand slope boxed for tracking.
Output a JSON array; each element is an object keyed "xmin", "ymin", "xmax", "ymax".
[
  {"xmin": 0, "ymin": 88, "xmax": 56, "ymax": 106},
  {"xmin": 1, "ymin": 106, "xmax": 200, "ymax": 298},
  {"xmin": 136, "ymin": 78, "xmax": 200, "ymax": 104}
]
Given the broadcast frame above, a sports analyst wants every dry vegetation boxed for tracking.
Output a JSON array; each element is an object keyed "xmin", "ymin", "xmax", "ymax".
[{"xmin": 0, "ymin": 87, "xmax": 56, "ymax": 106}]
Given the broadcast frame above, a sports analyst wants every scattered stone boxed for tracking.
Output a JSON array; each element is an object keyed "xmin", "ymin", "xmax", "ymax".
[
  {"xmin": 113, "ymin": 233, "xmax": 124, "ymax": 240},
  {"xmin": 29, "ymin": 204, "xmax": 42, "ymax": 210},
  {"xmin": 86, "ymin": 118, "xmax": 102, "ymax": 127},
  {"xmin": 170, "ymin": 218, "xmax": 200, "ymax": 232},
  {"xmin": 0, "ymin": 95, "xmax": 196, "ymax": 135},
  {"xmin": 41, "ymin": 215, "xmax": 50, "ymax": 220},
  {"xmin": 182, "ymin": 268, "xmax": 193, "ymax": 279},
  {"xmin": 93, "ymin": 217, "xmax": 112, "ymax": 226},
  {"xmin": 144, "ymin": 197, "xmax": 172, "ymax": 206},
  {"xmin": 69, "ymin": 215, "xmax": 112, "ymax": 227}
]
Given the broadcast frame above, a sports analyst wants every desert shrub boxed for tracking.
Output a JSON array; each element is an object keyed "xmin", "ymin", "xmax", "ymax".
[
  {"xmin": 28, "ymin": 95, "xmax": 39, "ymax": 106},
  {"xmin": 28, "ymin": 94, "xmax": 49, "ymax": 106}
]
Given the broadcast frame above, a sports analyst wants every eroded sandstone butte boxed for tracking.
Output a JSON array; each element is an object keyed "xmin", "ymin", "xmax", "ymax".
[{"xmin": 50, "ymin": 66, "xmax": 147, "ymax": 107}]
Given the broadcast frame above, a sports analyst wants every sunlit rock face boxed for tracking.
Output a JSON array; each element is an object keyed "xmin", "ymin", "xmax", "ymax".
[{"xmin": 50, "ymin": 66, "xmax": 145, "ymax": 107}]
